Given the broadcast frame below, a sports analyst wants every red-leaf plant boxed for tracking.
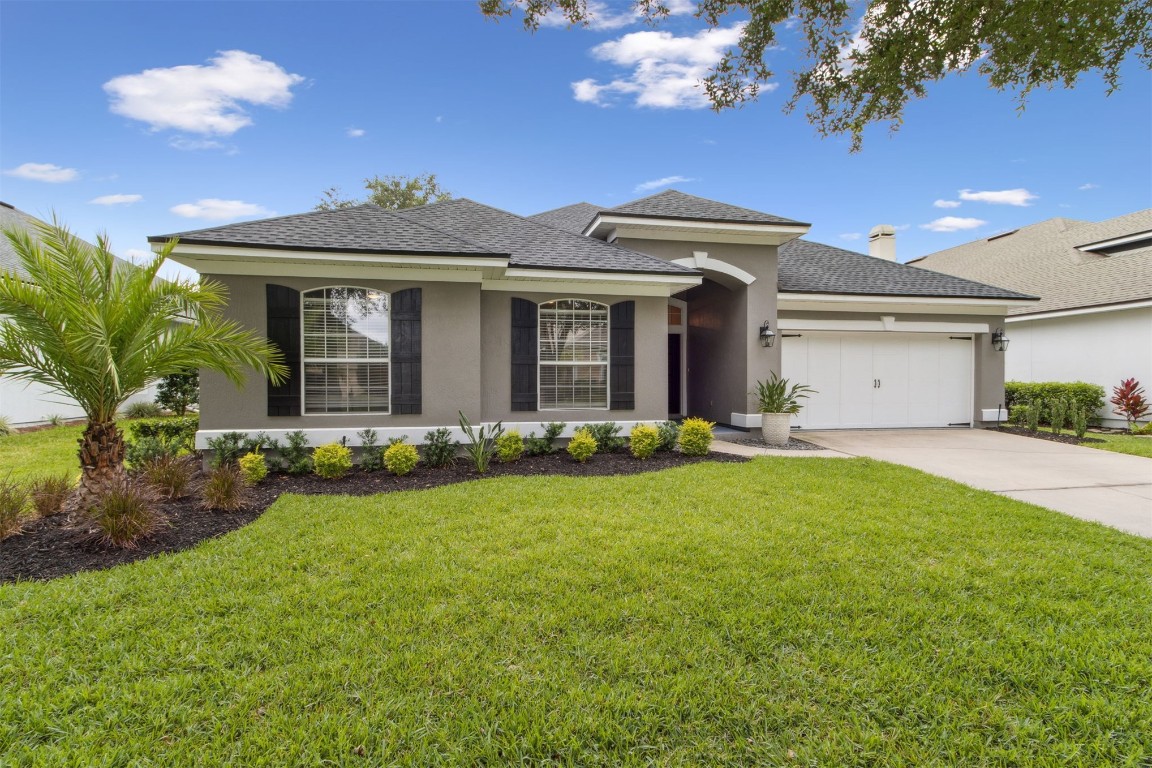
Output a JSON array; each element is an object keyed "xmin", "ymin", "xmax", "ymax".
[{"xmin": 1110, "ymin": 378, "xmax": 1151, "ymax": 432}]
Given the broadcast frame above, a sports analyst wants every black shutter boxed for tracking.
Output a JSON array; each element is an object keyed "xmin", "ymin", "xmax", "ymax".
[
  {"xmin": 266, "ymin": 284, "xmax": 301, "ymax": 417},
  {"xmin": 610, "ymin": 300, "xmax": 635, "ymax": 411},
  {"xmin": 391, "ymin": 288, "xmax": 422, "ymax": 415},
  {"xmin": 511, "ymin": 297, "xmax": 538, "ymax": 411}
]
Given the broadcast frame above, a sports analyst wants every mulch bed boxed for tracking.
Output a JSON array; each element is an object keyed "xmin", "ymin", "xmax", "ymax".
[
  {"xmin": 992, "ymin": 426, "xmax": 1105, "ymax": 446},
  {"xmin": 722, "ymin": 436, "xmax": 826, "ymax": 451},
  {"xmin": 0, "ymin": 450, "xmax": 746, "ymax": 585}
]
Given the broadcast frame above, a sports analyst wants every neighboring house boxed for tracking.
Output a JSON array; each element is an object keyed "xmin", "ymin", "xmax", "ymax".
[
  {"xmin": 148, "ymin": 190, "xmax": 1035, "ymax": 446},
  {"xmin": 911, "ymin": 210, "xmax": 1152, "ymax": 427},
  {"xmin": 0, "ymin": 201, "xmax": 157, "ymax": 426}
]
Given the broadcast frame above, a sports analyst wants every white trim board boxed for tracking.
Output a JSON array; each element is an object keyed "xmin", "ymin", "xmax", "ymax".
[
  {"xmin": 778, "ymin": 316, "xmax": 990, "ymax": 333},
  {"xmin": 670, "ymin": 251, "xmax": 756, "ymax": 285},
  {"xmin": 778, "ymin": 292, "xmax": 1026, "ymax": 315},
  {"xmin": 1007, "ymin": 299, "xmax": 1152, "ymax": 322}
]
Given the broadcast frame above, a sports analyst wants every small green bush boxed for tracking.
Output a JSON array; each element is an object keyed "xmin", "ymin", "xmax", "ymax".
[
  {"xmin": 122, "ymin": 401, "xmax": 163, "ymax": 419},
  {"xmin": 1070, "ymin": 407, "xmax": 1090, "ymax": 439},
  {"xmin": 90, "ymin": 476, "xmax": 161, "ymax": 548},
  {"xmin": 524, "ymin": 422, "xmax": 565, "ymax": 456},
  {"xmin": 678, "ymin": 417, "xmax": 715, "ymax": 456},
  {"xmin": 1132, "ymin": 421, "xmax": 1152, "ymax": 435},
  {"xmin": 1025, "ymin": 403, "xmax": 1041, "ymax": 432},
  {"xmin": 125, "ymin": 435, "xmax": 183, "ymax": 468},
  {"xmin": 495, "ymin": 430, "xmax": 525, "ymax": 463},
  {"xmin": 422, "ymin": 428, "xmax": 459, "ymax": 468},
  {"xmin": 313, "ymin": 442, "xmax": 353, "ymax": 480},
  {"xmin": 567, "ymin": 428, "xmax": 597, "ymax": 463},
  {"xmin": 238, "ymin": 452, "xmax": 268, "ymax": 485},
  {"xmin": 279, "ymin": 430, "xmax": 312, "ymax": 475},
  {"xmin": 205, "ymin": 430, "xmax": 261, "ymax": 469},
  {"xmin": 656, "ymin": 421, "xmax": 680, "ymax": 452},
  {"xmin": 356, "ymin": 429, "xmax": 383, "ymax": 472},
  {"xmin": 630, "ymin": 424, "xmax": 660, "ymax": 460},
  {"xmin": 1009, "ymin": 404, "xmax": 1029, "ymax": 426},
  {"xmin": 0, "ymin": 416, "xmax": 13, "ymax": 437},
  {"xmin": 0, "ymin": 474, "xmax": 29, "ymax": 540},
  {"xmin": 141, "ymin": 455, "xmax": 198, "ymax": 499},
  {"xmin": 384, "ymin": 441, "xmax": 420, "ymax": 476},
  {"xmin": 1006, "ymin": 381, "xmax": 1105, "ymax": 424},
  {"xmin": 459, "ymin": 412, "xmax": 503, "ymax": 474},
  {"xmin": 28, "ymin": 473, "xmax": 72, "ymax": 518},
  {"xmin": 200, "ymin": 465, "xmax": 249, "ymax": 512},
  {"xmin": 580, "ymin": 422, "xmax": 625, "ymax": 452},
  {"xmin": 46, "ymin": 414, "xmax": 66, "ymax": 427},
  {"xmin": 126, "ymin": 416, "xmax": 199, "ymax": 448},
  {"xmin": 1049, "ymin": 398, "xmax": 1069, "ymax": 435},
  {"xmin": 155, "ymin": 371, "xmax": 199, "ymax": 416}
]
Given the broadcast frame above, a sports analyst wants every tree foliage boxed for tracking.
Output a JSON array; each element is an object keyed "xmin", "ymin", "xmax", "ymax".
[
  {"xmin": 479, "ymin": 0, "xmax": 1152, "ymax": 150},
  {"xmin": 316, "ymin": 173, "xmax": 453, "ymax": 211},
  {"xmin": 155, "ymin": 371, "xmax": 199, "ymax": 416}
]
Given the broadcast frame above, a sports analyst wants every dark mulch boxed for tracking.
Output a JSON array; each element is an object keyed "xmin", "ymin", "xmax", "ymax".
[
  {"xmin": 0, "ymin": 450, "xmax": 745, "ymax": 585},
  {"xmin": 722, "ymin": 436, "xmax": 826, "ymax": 451},
  {"xmin": 992, "ymin": 426, "xmax": 1105, "ymax": 446}
]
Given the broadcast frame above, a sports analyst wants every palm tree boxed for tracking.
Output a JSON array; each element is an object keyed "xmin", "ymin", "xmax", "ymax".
[{"xmin": 0, "ymin": 218, "xmax": 286, "ymax": 508}]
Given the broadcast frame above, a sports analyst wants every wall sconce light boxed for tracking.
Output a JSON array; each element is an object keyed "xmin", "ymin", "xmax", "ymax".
[
  {"xmin": 991, "ymin": 328, "xmax": 1010, "ymax": 352},
  {"xmin": 759, "ymin": 320, "xmax": 776, "ymax": 348}
]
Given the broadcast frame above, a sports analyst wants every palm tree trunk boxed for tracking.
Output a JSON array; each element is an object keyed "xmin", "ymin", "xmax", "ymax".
[{"xmin": 74, "ymin": 421, "xmax": 126, "ymax": 511}]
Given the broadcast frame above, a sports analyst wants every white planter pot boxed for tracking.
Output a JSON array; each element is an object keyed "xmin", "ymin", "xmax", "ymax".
[{"xmin": 760, "ymin": 412, "xmax": 792, "ymax": 445}]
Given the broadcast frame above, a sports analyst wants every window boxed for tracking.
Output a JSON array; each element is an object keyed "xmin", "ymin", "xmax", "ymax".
[
  {"xmin": 302, "ymin": 287, "xmax": 390, "ymax": 414},
  {"xmin": 539, "ymin": 299, "xmax": 609, "ymax": 409}
]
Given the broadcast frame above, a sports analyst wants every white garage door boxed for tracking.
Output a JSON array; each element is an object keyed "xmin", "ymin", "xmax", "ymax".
[{"xmin": 781, "ymin": 332, "xmax": 973, "ymax": 429}]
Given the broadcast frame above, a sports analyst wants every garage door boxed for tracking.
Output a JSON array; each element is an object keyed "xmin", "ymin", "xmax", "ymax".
[{"xmin": 781, "ymin": 332, "xmax": 973, "ymax": 429}]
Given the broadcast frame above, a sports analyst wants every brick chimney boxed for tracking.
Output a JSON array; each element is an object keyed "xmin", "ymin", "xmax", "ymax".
[{"xmin": 868, "ymin": 224, "xmax": 896, "ymax": 261}]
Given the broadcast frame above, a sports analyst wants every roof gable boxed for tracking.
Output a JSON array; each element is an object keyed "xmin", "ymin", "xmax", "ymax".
[
  {"xmin": 528, "ymin": 202, "xmax": 603, "ymax": 235},
  {"xmin": 605, "ymin": 189, "xmax": 807, "ymax": 227}
]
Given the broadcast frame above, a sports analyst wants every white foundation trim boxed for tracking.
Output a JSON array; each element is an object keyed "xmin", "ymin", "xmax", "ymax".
[
  {"xmin": 981, "ymin": 408, "xmax": 1009, "ymax": 423},
  {"xmin": 729, "ymin": 413, "xmax": 762, "ymax": 429}
]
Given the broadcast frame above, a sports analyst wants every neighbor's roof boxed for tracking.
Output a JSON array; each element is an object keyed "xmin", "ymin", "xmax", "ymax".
[
  {"xmin": 778, "ymin": 239, "xmax": 1036, "ymax": 300},
  {"xmin": 604, "ymin": 189, "xmax": 808, "ymax": 227},
  {"xmin": 910, "ymin": 210, "xmax": 1152, "ymax": 315},
  {"xmin": 151, "ymin": 200, "xmax": 699, "ymax": 277},
  {"xmin": 0, "ymin": 201, "xmax": 136, "ymax": 282}
]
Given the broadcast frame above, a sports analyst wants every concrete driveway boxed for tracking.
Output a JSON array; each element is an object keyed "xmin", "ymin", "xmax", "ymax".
[{"xmin": 799, "ymin": 429, "xmax": 1152, "ymax": 537}]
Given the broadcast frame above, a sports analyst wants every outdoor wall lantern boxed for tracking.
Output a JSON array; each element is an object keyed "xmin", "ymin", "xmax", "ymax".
[
  {"xmin": 991, "ymin": 328, "xmax": 1010, "ymax": 352},
  {"xmin": 759, "ymin": 320, "xmax": 777, "ymax": 348}
]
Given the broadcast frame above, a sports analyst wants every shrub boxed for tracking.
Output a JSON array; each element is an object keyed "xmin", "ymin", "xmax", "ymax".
[
  {"xmin": 384, "ymin": 441, "xmax": 420, "ymax": 476},
  {"xmin": 238, "ymin": 451, "xmax": 268, "ymax": 485},
  {"xmin": 279, "ymin": 430, "xmax": 312, "ymax": 475},
  {"xmin": 89, "ymin": 476, "xmax": 161, "ymax": 548},
  {"xmin": 524, "ymin": 422, "xmax": 565, "ymax": 456},
  {"xmin": 422, "ymin": 427, "xmax": 459, "ymax": 468},
  {"xmin": 155, "ymin": 371, "xmax": 199, "ymax": 416},
  {"xmin": 125, "ymin": 435, "xmax": 183, "ymax": 469},
  {"xmin": 1009, "ymin": 404, "xmax": 1029, "ymax": 426},
  {"xmin": 580, "ymin": 422, "xmax": 625, "ymax": 452},
  {"xmin": 122, "ymin": 401, "xmax": 163, "ymax": 419},
  {"xmin": 126, "ymin": 416, "xmax": 199, "ymax": 449},
  {"xmin": 1048, "ymin": 398, "xmax": 1069, "ymax": 435},
  {"xmin": 630, "ymin": 424, "xmax": 660, "ymax": 460},
  {"xmin": 141, "ymin": 454, "xmax": 198, "ymax": 500},
  {"xmin": 1110, "ymin": 378, "xmax": 1151, "ymax": 432},
  {"xmin": 200, "ymin": 465, "xmax": 250, "ymax": 512},
  {"xmin": 752, "ymin": 373, "xmax": 816, "ymax": 414},
  {"xmin": 0, "ymin": 475, "xmax": 29, "ymax": 540},
  {"xmin": 459, "ymin": 412, "xmax": 503, "ymax": 474},
  {"xmin": 567, "ymin": 428, "xmax": 597, "ymax": 463},
  {"xmin": 0, "ymin": 416, "xmax": 13, "ymax": 437},
  {"xmin": 656, "ymin": 420, "xmax": 680, "ymax": 452},
  {"xmin": 28, "ymin": 473, "xmax": 72, "ymax": 517},
  {"xmin": 1133, "ymin": 421, "xmax": 1152, "ymax": 436},
  {"xmin": 1025, "ymin": 403, "xmax": 1041, "ymax": 432},
  {"xmin": 206, "ymin": 431, "xmax": 262, "ymax": 469},
  {"xmin": 46, "ymin": 414, "xmax": 66, "ymax": 427},
  {"xmin": 356, "ymin": 429, "xmax": 383, "ymax": 472},
  {"xmin": 1005, "ymin": 381, "xmax": 1105, "ymax": 424},
  {"xmin": 1070, "ymin": 406, "xmax": 1090, "ymax": 440},
  {"xmin": 313, "ymin": 442, "xmax": 353, "ymax": 479},
  {"xmin": 495, "ymin": 430, "xmax": 525, "ymax": 463},
  {"xmin": 678, "ymin": 417, "xmax": 715, "ymax": 456}
]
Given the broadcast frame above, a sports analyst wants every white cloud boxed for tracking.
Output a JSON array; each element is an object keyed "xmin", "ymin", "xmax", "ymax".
[
  {"xmin": 958, "ymin": 188, "xmax": 1037, "ymax": 206},
  {"xmin": 170, "ymin": 198, "xmax": 273, "ymax": 221},
  {"xmin": 633, "ymin": 175, "xmax": 694, "ymax": 193},
  {"xmin": 933, "ymin": 199, "xmax": 961, "ymax": 208},
  {"xmin": 1078, "ymin": 183, "xmax": 1099, "ymax": 191},
  {"xmin": 169, "ymin": 136, "xmax": 227, "ymax": 151},
  {"xmin": 921, "ymin": 216, "xmax": 987, "ymax": 233},
  {"xmin": 573, "ymin": 24, "xmax": 764, "ymax": 109},
  {"xmin": 435, "ymin": 115, "xmax": 443, "ymax": 123},
  {"xmin": 839, "ymin": 232, "xmax": 862, "ymax": 241},
  {"xmin": 104, "ymin": 50, "xmax": 305, "ymax": 136},
  {"xmin": 347, "ymin": 128, "xmax": 366, "ymax": 138},
  {"xmin": 3, "ymin": 162, "xmax": 79, "ymax": 183},
  {"xmin": 89, "ymin": 194, "xmax": 142, "ymax": 206},
  {"xmin": 538, "ymin": 0, "xmax": 694, "ymax": 31}
]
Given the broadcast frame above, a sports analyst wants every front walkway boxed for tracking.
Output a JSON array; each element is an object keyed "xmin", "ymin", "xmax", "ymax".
[{"xmin": 795, "ymin": 428, "xmax": 1152, "ymax": 537}]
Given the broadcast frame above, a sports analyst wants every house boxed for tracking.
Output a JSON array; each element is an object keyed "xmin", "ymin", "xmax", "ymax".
[
  {"xmin": 0, "ymin": 202, "xmax": 157, "ymax": 426},
  {"xmin": 911, "ymin": 210, "xmax": 1152, "ymax": 426},
  {"xmin": 148, "ymin": 190, "xmax": 1035, "ymax": 446}
]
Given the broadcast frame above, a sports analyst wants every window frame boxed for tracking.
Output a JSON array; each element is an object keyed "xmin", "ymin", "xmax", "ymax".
[
  {"xmin": 300, "ymin": 285, "xmax": 392, "ymax": 416},
  {"xmin": 537, "ymin": 298, "xmax": 611, "ymax": 412}
]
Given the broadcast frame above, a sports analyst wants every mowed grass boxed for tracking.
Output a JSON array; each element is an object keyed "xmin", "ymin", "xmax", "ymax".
[
  {"xmin": 2, "ymin": 459, "xmax": 1150, "ymax": 766},
  {"xmin": 0, "ymin": 423, "xmax": 83, "ymax": 481},
  {"xmin": 1089, "ymin": 431, "xmax": 1152, "ymax": 459}
]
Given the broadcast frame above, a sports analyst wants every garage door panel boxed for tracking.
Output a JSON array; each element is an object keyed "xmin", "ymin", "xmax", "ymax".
[{"xmin": 873, "ymin": 337, "xmax": 910, "ymax": 427}]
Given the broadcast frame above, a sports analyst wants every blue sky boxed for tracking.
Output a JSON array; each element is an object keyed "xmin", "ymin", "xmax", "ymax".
[{"xmin": 2, "ymin": 1, "xmax": 1149, "ymax": 279}]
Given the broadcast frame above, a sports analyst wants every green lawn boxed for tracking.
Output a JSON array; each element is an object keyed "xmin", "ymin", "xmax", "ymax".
[
  {"xmin": 2, "ymin": 459, "xmax": 1149, "ymax": 766},
  {"xmin": 0, "ymin": 423, "xmax": 83, "ymax": 481},
  {"xmin": 1088, "ymin": 431, "xmax": 1152, "ymax": 459}
]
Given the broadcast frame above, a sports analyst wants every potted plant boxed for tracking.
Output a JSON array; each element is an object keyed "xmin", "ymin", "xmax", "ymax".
[{"xmin": 753, "ymin": 373, "xmax": 816, "ymax": 445}]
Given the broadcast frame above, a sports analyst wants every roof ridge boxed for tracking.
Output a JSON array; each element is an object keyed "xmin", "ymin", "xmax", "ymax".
[
  {"xmin": 154, "ymin": 203, "xmax": 385, "ymax": 239},
  {"xmin": 385, "ymin": 203, "xmax": 505, "ymax": 255}
]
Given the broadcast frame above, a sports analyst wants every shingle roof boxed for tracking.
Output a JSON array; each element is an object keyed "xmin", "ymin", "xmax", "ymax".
[
  {"xmin": 605, "ymin": 189, "xmax": 808, "ymax": 227},
  {"xmin": 391, "ymin": 199, "xmax": 697, "ymax": 275},
  {"xmin": 528, "ymin": 202, "xmax": 603, "ymax": 235},
  {"xmin": 778, "ymin": 238, "xmax": 1035, "ymax": 300},
  {"xmin": 910, "ymin": 210, "xmax": 1152, "ymax": 314},
  {"xmin": 1, "ymin": 202, "xmax": 135, "ymax": 282}
]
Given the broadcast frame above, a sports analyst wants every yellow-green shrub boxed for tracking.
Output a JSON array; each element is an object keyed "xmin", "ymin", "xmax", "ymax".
[
  {"xmin": 629, "ymin": 424, "xmax": 660, "ymax": 460},
  {"xmin": 567, "ymin": 428, "xmax": 597, "ymax": 463},
  {"xmin": 384, "ymin": 441, "xmax": 420, "ymax": 476},
  {"xmin": 495, "ymin": 430, "xmax": 525, "ymax": 463},
  {"xmin": 238, "ymin": 451, "xmax": 268, "ymax": 485},
  {"xmin": 313, "ymin": 442, "xmax": 353, "ymax": 480},
  {"xmin": 678, "ymin": 417, "xmax": 715, "ymax": 456}
]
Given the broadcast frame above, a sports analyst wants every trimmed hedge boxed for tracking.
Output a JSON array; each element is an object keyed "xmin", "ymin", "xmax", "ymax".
[
  {"xmin": 1004, "ymin": 382, "xmax": 1105, "ymax": 424},
  {"xmin": 124, "ymin": 417, "xmax": 199, "ymax": 448}
]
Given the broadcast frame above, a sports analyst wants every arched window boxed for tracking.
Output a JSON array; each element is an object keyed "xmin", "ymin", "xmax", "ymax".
[
  {"xmin": 302, "ymin": 287, "xmax": 390, "ymax": 414},
  {"xmin": 539, "ymin": 299, "xmax": 609, "ymax": 410}
]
